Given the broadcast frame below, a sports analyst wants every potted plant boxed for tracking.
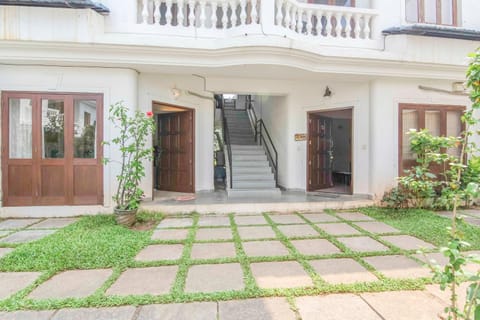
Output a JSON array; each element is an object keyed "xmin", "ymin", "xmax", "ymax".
[{"xmin": 104, "ymin": 101, "xmax": 155, "ymax": 226}]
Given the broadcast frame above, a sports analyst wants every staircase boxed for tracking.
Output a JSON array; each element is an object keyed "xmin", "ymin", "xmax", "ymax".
[{"xmin": 223, "ymin": 106, "xmax": 281, "ymax": 198}]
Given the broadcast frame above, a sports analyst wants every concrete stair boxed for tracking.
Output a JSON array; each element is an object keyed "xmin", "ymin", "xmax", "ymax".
[{"xmin": 223, "ymin": 108, "xmax": 281, "ymax": 199}]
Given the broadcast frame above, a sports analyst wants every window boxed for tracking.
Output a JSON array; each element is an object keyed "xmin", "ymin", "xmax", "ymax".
[
  {"xmin": 398, "ymin": 103, "xmax": 464, "ymax": 174},
  {"xmin": 405, "ymin": 0, "xmax": 457, "ymax": 26}
]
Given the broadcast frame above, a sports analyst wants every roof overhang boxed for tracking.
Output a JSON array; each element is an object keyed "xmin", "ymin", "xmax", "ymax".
[
  {"xmin": 0, "ymin": 0, "xmax": 109, "ymax": 15},
  {"xmin": 382, "ymin": 25, "xmax": 480, "ymax": 41}
]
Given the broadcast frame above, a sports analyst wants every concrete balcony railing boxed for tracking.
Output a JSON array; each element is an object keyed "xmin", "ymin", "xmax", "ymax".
[{"xmin": 131, "ymin": 0, "xmax": 378, "ymax": 47}]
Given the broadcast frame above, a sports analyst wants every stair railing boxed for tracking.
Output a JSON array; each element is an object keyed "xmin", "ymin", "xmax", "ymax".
[{"xmin": 220, "ymin": 101, "xmax": 233, "ymax": 189}]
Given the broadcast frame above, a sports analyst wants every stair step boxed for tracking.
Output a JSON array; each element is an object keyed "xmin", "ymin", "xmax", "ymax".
[
  {"xmin": 227, "ymin": 188, "xmax": 282, "ymax": 198},
  {"xmin": 231, "ymin": 149, "xmax": 265, "ymax": 155},
  {"xmin": 233, "ymin": 173, "xmax": 274, "ymax": 180},
  {"xmin": 233, "ymin": 166, "xmax": 272, "ymax": 174},
  {"xmin": 231, "ymin": 145, "xmax": 264, "ymax": 149},
  {"xmin": 233, "ymin": 180, "xmax": 276, "ymax": 188},
  {"xmin": 232, "ymin": 154, "xmax": 267, "ymax": 161},
  {"xmin": 232, "ymin": 160, "xmax": 270, "ymax": 167}
]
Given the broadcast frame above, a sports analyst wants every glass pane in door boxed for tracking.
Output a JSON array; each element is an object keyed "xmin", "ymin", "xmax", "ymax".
[
  {"xmin": 42, "ymin": 99, "xmax": 65, "ymax": 158},
  {"xmin": 402, "ymin": 109, "xmax": 418, "ymax": 162},
  {"xmin": 446, "ymin": 110, "xmax": 462, "ymax": 156},
  {"xmin": 74, "ymin": 100, "xmax": 97, "ymax": 158},
  {"xmin": 425, "ymin": 110, "xmax": 441, "ymax": 136},
  {"xmin": 9, "ymin": 98, "xmax": 33, "ymax": 158}
]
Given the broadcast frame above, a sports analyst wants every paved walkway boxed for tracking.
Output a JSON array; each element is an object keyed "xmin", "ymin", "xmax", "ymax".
[{"xmin": 0, "ymin": 212, "xmax": 478, "ymax": 319}]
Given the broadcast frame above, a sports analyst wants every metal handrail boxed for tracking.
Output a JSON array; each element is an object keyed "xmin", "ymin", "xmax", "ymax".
[
  {"xmin": 257, "ymin": 119, "xmax": 278, "ymax": 187},
  {"xmin": 220, "ymin": 103, "xmax": 233, "ymax": 189}
]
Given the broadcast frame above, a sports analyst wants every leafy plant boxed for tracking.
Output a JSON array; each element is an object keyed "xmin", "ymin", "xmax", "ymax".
[{"xmin": 104, "ymin": 102, "xmax": 155, "ymax": 210}]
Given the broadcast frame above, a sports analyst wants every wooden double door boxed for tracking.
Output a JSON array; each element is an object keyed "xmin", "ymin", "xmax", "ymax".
[
  {"xmin": 1, "ymin": 92, "xmax": 103, "ymax": 206},
  {"xmin": 155, "ymin": 110, "xmax": 194, "ymax": 193}
]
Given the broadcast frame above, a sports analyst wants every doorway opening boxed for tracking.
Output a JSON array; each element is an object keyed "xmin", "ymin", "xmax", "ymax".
[
  {"xmin": 307, "ymin": 108, "xmax": 353, "ymax": 194},
  {"xmin": 152, "ymin": 102, "xmax": 195, "ymax": 194}
]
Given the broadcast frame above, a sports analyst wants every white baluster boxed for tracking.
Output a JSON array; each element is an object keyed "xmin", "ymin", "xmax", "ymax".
[
  {"xmin": 306, "ymin": 9, "xmax": 312, "ymax": 35},
  {"xmin": 177, "ymin": 0, "xmax": 185, "ymax": 26},
  {"xmin": 313, "ymin": 10, "xmax": 323, "ymax": 36},
  {"xmin": 325, "ymin": 11, "xmax": 332, "ymax": 37},
  {"xmin": 222, "ymin": 2, "xmax": 229, "ymax": 28},
  {"xmin": 211, "ymin": 1, "xmax": 218, "ymax": 28},
  {"xmin": 353, "ymin": 13, "xmax": 360, "ymax": 39},
  {"xmin": 296, "ymin": 8, "xmax": 303, "ymax": 33},
  {"xmin": 334, "ymin": 12, "xmax": 342, "ymax": 38},
  {"xmin": 284, "ymin": 2, "xmax": 291, "ymax": 29},
  {"xmin": 166, "ymin": 0, "xmax": 173, "ymax": 25},
  {"xmin": 290, "ymin": 6, "xmax": 297, "ymax": 30},
  {"xmin": 251, "ymin": 0, "xmax": 258, "ymax": 24},
  {"xmin": 154, "ymin": 0, "xmax": 160, "ymax": 24},
  {"xmin": 275, "ymin": 0, "xmax": 283, "ymax": 26},
  {"xmin": 199, "ymin": 0, "xmax": 206, "ymax": 28},
  {"xmin": 188, "ymin": 0, "xmax": 196, "ymax": 27},
  {"xmin": 230, "ymin": 0, "xmax": 238, "ymax": 27},
  {"xmin": 344, "ymin": 13, "xmax": 352, "ymax": 38},
  {"xmin": 363, "ymin": 14, "xmax": 371, "ymax": 39},
  {"xmin": 239, "ymin": 0, "xmax": 246, "ymax": 25},
  {"xmin": 142, "ymin": 0, "xmax": 149, "ymax": 24}
]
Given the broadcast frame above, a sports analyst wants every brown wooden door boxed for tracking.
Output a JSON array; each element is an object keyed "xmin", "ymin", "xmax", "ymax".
[
  {"xmin": 2, "ymin": 92, "xmax": 103, "ymax": 206},
  {"xmin": 156, "ymin": 110, "xmax": 194, "ymax": 193},
  {"xmin": 308, "ymin": 114, "xmax": 334, "ymax": 191}
]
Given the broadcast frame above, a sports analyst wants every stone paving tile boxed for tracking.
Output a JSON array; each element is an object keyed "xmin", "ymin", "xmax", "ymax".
[
  {"xmin": 107, "ymin": 266, "xmax": 178, "ymax": 296},
  {"xmin": 0, "ymin": 247, "xmax": 13, "ymax": 258},
  {"xmin": 135, "ymin": 244, "xmax": 184, "ymax": 261},
  {"xmin": 361, "ymin": 291, "xmax": 444, "ymax": 320},
  {"xmin": 190, "ymin": 242, "xmax": 237, "ymax": 260},
  {"xmin": 301, "ymin": 213, "xmax": 339, "ymax": 223},
  {"xmin": 425, "ymin": 282, "xmax": 470, "ymax": 308},
  {"xmin": 316, "ymin": 223, "xmax": 361, "ymax": 236},
  {"xmin": 242, "ymin": 240, "xmax": 290, "ymax": 257},
  {"xmin": 0, "ymin": 310, "xmax": 55, "ymax": 320},
  {"xmin": 51, "ymin": 306, "xmax": 136, "ymax": 320},
  {"xmin": 296, "ymin": 294, "xmax": 382, "ymax": 320},
  {"xmin": 151, "ymin": 228, "xmax": 189, "ymax": 241},
  {"xmin": 0, "ymin": 272, "xmax": 41, "ymax": 299},
  {"xmin": 219, "ymin": 297, "xmax": 297, "ymax": 320},
  {"xmin": 250, "ymin": 261, "xmax": 313, "ymax": 289},
  {"xmin": 29, "ymin": 269, "xmax": 112, "ymax": 299},
  {"xmin": 28, "ymin": 218, "xmax": 78, "ymax": 229},
  {"xmin": 464, "ymin": 217, "xmax": 480, "ymax": 226},
  {"xmin": 413, "ymin": 252, "xmax": 448, "ymax": 266},
  {"xmin": 309, "ymin": 258, "xmax": 378, "ymax": 284},
  {"xmin": 290, "ymin": 239, "xmax": 341, "ymax": 256},
  {"xmin": 336, "ymin": 212, "xmax": 374, "ymax": 221},
  {"xmin": 381, "ymin": 235, "xmax": 435, "ymax": 250},
  {"xmin": 157, "ymin": 218, "xmax": 193, "ymax": 228},
  {"xmin": 363, "ymin": 255, "xmax": 431, "ymax": 279},
  {"xmin": 237, "ymin": 226, "xmax": 277, "ymax": 240},
  {"xmin": 268, "ymin": 214, "xmax": 305, "ymax": 224},
  {"xmin": 277, "ymin": 224, "xmax": 319, "ymax": 238},
  {"xmin": 461, "ymin": 209, "xmax": 480, "ymax": 218},
  {"xmin": 0, "ymin": 230, "xmax": 11, "ymax": 237},
  {"xmin": 138, "ymin": 302, "xmax": 217, "ymax": 320},
  {"xmin": 195, "ymin": 227, "xmax": 232, "ymax": 241},
  {"xmin": 0, "ymin": 229, "xmax": 56, "ymax": 244},
  {"xmin": 185, "ymin": 263, "xmax": 244, "ymax": 293},
  {"xmin": 0, "ymin": 218, "xmax": 42, "ymax": 230},
  {"xmin": 337, "ymin": 236, "xmax": 389, "ymax": 252},
  {"xmin": 197, "ymin": 216, "xmax": 231, "ymax": 227},
  {"xmin": 353, "ymin": 221, "xmax": 400, "ymax": 234},
  {"xmin": 234, "ymin": 215, "xmax": 268, "ymax": 225}
]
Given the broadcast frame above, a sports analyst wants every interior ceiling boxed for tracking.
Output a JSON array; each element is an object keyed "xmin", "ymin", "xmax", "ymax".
[
  {"xmin": 312, "ymin": 108, "xmax": 353, "ymax": 119},
  {"xmin": 152, "ymin": 103, "xmax": 188, "ymax": 114}
]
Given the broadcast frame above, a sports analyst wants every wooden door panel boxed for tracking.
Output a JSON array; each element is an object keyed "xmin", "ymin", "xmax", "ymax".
[
  {"xmin": 40, "ymin": 165, "xmax": 65, "ymax": 197},
  {"xmin": 8, "ymin": 165, "xmax": 34, "ymax": 197},
  {"xmin": 308, "ymin": 114, "xmax": 334, "ymax": 191}
]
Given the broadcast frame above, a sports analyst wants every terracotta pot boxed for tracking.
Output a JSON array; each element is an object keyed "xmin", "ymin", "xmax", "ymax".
[{"xmin": 114, "ymin": 207, "xmax": 137, "ymax": 227}]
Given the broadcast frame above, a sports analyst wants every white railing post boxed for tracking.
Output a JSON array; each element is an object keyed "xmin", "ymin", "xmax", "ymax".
[
  {"xmin": 142, "ymin": 0, "xmax": 150, "ymax": 24},
  {"xmin": 344, "ymin": 12, "xmax": 352, "ymax": 38},
  {"xmin": 334, "ymin": 12, "xmax": 342, "ymax": 37},
  {"xmin": 325, "ymin": 11, "xmax": 332, "ymax": 37},
  {"xmin": 306, "ymin": 9, "xmax": 312, "ymax": 35},
  {"xmin": 188, "ymin": 0, "xmax": 196, "ymax": 27},
  {"xmin": 296, "ymin": 8, "xmax": 303, "ymax": 33},
  {"xmin": 222, "ymin": 2, "xmax": 229, "ymax": 28},
  {"xmin": 363, "ymin": 15, "xmax": 371, "ymax": 39},
  {"xmin": 353, "ymin": 13, "xmax": 360, "ymax": 39},
  {"xmin": 177, "ymin": 0, "xmax": 185, "ymax": 26},
  {"xmin": 211, "ymin": 1, "xmax": 218, "ymax": 28},
  {"xmin": 275, "ymin": 0, "xmax": 283, "ymax": 26},
  {"xmin": 230, "ymin": 0, "xmax": 238, "ymax": 27},
  {"xmin": 251, "ymin": 0, "xmax": 258, "ymax": 24},
  {"xmin": 166, "ymin": 0, "xmax": 173, "ymax": 25},
  {"xmin": 239, "ymin": 0, "xmax": 247, "ymax": 25},
  {"xmin": 153, "ymin": 0, "xmax": 160, "ymax": 24}
]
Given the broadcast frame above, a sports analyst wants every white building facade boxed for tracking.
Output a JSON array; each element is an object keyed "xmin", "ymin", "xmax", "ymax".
[{"xmin": 0, "ymin": 0, "xmax": 478, "ymax": 216}]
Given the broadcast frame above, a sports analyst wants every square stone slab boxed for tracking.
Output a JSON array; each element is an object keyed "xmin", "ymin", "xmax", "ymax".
[
  {"xmin": 28, "ymin": 218, "xmax": 78, "ymax": 229},
  {"xmin": 135, "ymin": 244, "xmax": 184, "ymax": 261},
  {"xmin": 250, "ymin": 261, "xmax": 313, "ymax": 289},
  {"xmin": 316, "ymin": 223, "xmax": 361, "ymax": 236},
  {"xmin": 291, "ymin": 239, "xmax": 341, "ymax": 256},
  {"xmin": 0, "ymin": 310, "xmax": 55, "ymax": 320},
  {"xmin": 296, "ymin": 294, "xmax": 382, "ymax": 320},
  {"xmin": 0, "ymin": 230, "xmax": 56, "ymax": 244},
  {"xmin": 151, "ymin": 228, "xmax": 189, "ymax": 241},
  {"xmin": 29, "ymin": 269, "xmax": 112, "ymax": 299},
  {"xmin": 0, "ymin": 247, "xmax": 13, "ymax": 259},
  {"xmin": 190, "ymin": 242, "xmax": 236, "ymax": 260},
  {"xmin": 268, "ymin": 214, "xmax": 305, "ymax": 224},
  {"xmin": 0, "ymin": 230, "xmax": 11, "ymax": 238},
  {"xmin": 195, "ymin": 227, "xmax": 232, "ymax": 241},
  {"xmin": 185, "ymin": 263, "xmax": 244, "ymax": 293},
  {"xmin": 237, "ymin": 226, "xmax": 277, "ymax": 240},
  {"xmin": 219, "ymin": 297, "xmax": 297, "ymax": 320},
  {"xmin": 137, "ymin": 302, "xmax": 217, "ymax": 320},
  {"xmin": 234, "ymin": 215, "xmax": 268, "ymax": 225},
  {"xmin": 425, "ymin": 282, "xmax": 471, "ymax": 309},
  {"xmin": 157, "ymin": 218, "xmax": 193, "ymax": 228},
  {"xmin": 106, "ymin": 266, "xmax": 177, "ymax": 296},
  {"xmin": 381, "ymin": 235, "xmax": 435, "ymax": 250},
  {"xmin": 0, "ymin": 219, "xmax": 41, "ymax": 230},
  {"xmin": 277, "ymin": 224, "xmax": 319, "ymax": 238},
  {"xmin": 363, "ymin": 255, "xmax": 431, "ymax": 279},
  {"xmin": 354, "ymin": 222, "xmax": 400, "ymax": 234},
  {"xmin": 51, "ymin": 306, "xmax": 136, "ymax": 320},
  {"xmin": 337, "ymin": 236, "xmax": 389, "ymax": 253},
  {"xmin": 242, "ymin": 240, "xmax": 290, "ymax": 257},
  {"xmin": 0, "ymin": 272, "xmax": 41, "ymax": 299},
  {"xmin": 361, "ymin": 291, "xmax": 444, "ymax": 320},
  {"xmin": 336, "ymin": 212, "xmax": 374, "ymax": 221},
  {"xmin": 309, "ymin": 258, "xmax": 378, "ymax": 284},
  {"xmin": 197, "ymin": 216, "xmax": 231, "ymax": 227},
  {"xmin": 302, "ymin": 213, "xmax": 339, "ymax": 223},
  {"xmin": 413, "ymin": 252, "xmax": 448, "ymax": 266}
]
